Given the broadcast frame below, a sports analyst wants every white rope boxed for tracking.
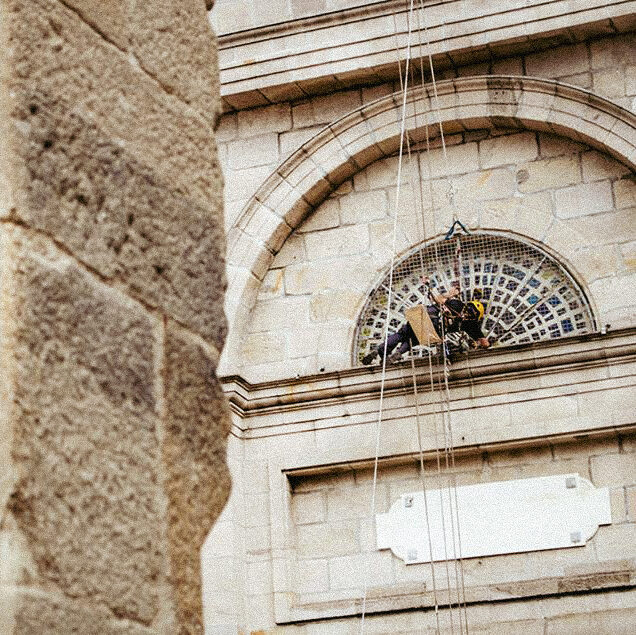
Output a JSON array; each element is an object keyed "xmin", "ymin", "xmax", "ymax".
[
  {"xmin": 360, "ymin": 1, "xmax": 416, "ymax": 630},
  {"xmin": 362, "ymin": 2, "xmax": 473, "ymax": 631},
  {"xmin": 409, "ymin": 348, "xmax": 441, "ymax": 632},
  {"xmin": 415, "ymin": 3, "xmax": 472, "ymax": 629}
]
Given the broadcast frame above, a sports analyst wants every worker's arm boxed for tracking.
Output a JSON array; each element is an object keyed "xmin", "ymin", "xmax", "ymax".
[{"xmin": 422, "ymin": 276, "xmax": 460, "ymax": 304}]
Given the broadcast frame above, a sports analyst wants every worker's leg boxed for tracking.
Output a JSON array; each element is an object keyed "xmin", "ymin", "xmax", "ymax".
[{"xmin": 363, "ymin": 324, "xmax": 408, "ymax": 365}]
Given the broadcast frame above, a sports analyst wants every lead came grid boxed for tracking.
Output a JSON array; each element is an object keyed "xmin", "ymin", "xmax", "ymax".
[{"xmin": 354, "ymin": 233, "xmax": 596, "ymax": 363}]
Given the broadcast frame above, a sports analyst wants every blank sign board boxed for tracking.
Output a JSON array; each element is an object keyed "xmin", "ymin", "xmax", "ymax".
[{"xmin": 376, "ymin": 474, "xmax": 611, "ymax": 565}]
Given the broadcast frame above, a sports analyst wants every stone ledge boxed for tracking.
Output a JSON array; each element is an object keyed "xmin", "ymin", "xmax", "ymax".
[
  {"xmin": 222, "ymin": 327, "xmax": 636, "ymax": 418},
  {"xmin": 276, "ymin": 561, "xmax": 636, "ymax": 623}
]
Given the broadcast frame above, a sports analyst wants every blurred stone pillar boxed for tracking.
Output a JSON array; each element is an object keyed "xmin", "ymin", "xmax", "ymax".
[{"xmin": 0, "ymin": 1, "xmax": 229, "ymax": 632}]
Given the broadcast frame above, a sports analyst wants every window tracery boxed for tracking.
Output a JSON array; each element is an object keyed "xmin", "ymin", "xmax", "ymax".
[{"xmin": 354, "ymin": 232, "xmax": 596, "ymax": 364}]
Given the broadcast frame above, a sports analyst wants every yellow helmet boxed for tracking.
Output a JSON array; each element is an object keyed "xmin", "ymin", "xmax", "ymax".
[{"xmin": 467, "ymin": 300, "xmax": 485, "ymax": 321}]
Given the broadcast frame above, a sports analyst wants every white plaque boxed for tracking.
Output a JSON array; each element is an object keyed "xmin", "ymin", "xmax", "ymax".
[{"xmin": 376, "ymin": 474, "xmax": 611, "ymax": 564}]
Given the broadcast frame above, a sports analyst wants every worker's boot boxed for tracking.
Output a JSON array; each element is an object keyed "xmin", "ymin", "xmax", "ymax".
[
  {"xmin": 389, "ymin": 350, "xmax": 403, "ymax": 364},
  {"xmin": 361, "ymin": 350, "xmax": 378, "ymax": 365}
]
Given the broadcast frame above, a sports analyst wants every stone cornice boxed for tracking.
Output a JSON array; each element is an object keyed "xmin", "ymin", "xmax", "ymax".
[
  {"xmin": 222, "ymin": 327, "xmax": 636, "ymax": 418},
  {"xmin": 215, "ymin": 0, "xmax": 636, "ymax": 110}
]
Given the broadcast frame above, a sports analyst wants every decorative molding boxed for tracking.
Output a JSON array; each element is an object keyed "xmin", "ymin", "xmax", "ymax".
[{"xmin": 222, "ymin": 327, "xmax": 636, "ymax": 419}]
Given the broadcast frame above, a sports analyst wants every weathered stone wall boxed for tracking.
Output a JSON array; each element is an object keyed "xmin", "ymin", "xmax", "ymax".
[
  {"xmin": 0, "ymin": 1, "xmax": 230, "ymax": 633},
  {"xmin": 218, "ymin": 32, "xmax": 635, "ymax": 233},
  {"xmin": 206, "ymin": 332, "xmax": 636, "ymax": 631}
]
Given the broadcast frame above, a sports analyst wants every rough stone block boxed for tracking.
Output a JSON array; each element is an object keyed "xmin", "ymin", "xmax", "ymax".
[
  {"xmin": 309, "ymin": 90, "xmax": 363, "ymax": 126},
  {"xmin": 613, "ymin": 177, "xmax": 636, "ymax": 209},
  {"xmin": 225, "ymin": 164, "xmax": 275, "ymax": 203},
  {"xmin": 3, "ymin": 0, "xmax": 228, "ymax": 348},
  {"xmin": 425, "ymin": 142, "xmax": 480, "ymax": 178},
  {"xmin": 525, "ymin": 42, "xmax": 589, "ymax": 77},
  {"xmin": 216, "ymin": 113, "xmax": 238, "ymax": 142},
  {"xmin": 570, "ymin": 245, "xmax": 621, "ymax": 282},
  {"xmin": 296, "ymin": 520, "xmax": 359, "ymax": 558},
  {"xmin": 363, "ymin": 155, "xmax": 409, "ymax": 189},
  {"xmin": 5, "ymin": 589, "xmax": 153, "ymax": 634},
  {"xmin": 240, "ymin": 332, "xmax": 287, "ymax": 365},
  {"xmin": 593, "ymin": 68, "xmax": 627, "ymax": 99},
  {"xmin": 591, "ymin": 453, "xmax": 636, "ymax": 487},
  {"xmin": 582, "ymin": 150, "xmax": 631, "ymax": 182},
  {"xmin": 3, "ymin": 228, "xmax": 169, "ymax": 626},
  {"xmin": 304, "ymin": 224, "xmax": 369, "ymax": 261},
  {"xmin": 238, "ymin": 103, "xmax": 292, "ymax": 138},
  {"xmin": 258, "ymin": 269, "xmax": 285, "ymax": 300},
  {"xmin": 590, "ymin": 34, "xmax": 635, "ymax": 69},
  {"xmin": 309, "ymin": 289, "xmax": 365, "ymax": 322},
  {"xmin": 560, "ymin": 72, "xmax": 593, "ymax": 90},
  {"xmin": 285, "ymin": 262, "xmax": 334, "ymax": 295},
  {"xmin": 228, "ymin": 133, "xmax": 279, "ymax": 169},
  {"xmin": 249, "ymin": 296, "xmax": 310, "ymax": 332},
  {"xmin": 162, "ymin": 323, "xmax": 232, "ymax": 631},
  {"xmin": 62, "ymin": 0, "xmax": 219, "ymax": 124},
  {"xmin": 626, "ymin": 65, "xmax": 636, "ymax": 96},
  {"xmin": 479, "ymin": 132, "xmax": 539, "ymax": 169},
  {"xmin": 271, "ymin": 234, "xmax": 306, "ymax": 268},
  {"xmin": 620, "ymin": 240, "xmax": 636, "ymax": 272},
  {"xmin": 280, "ymin": 126, "xmax": 325, "ymax": 161},
  {"xmin": 6, "ymin": 0, "xmax": 220, "ymax": 205},
  {"xmin": 518, "ymin": 156, "xmax": 582, "ymax": 193},
  {"xmin": 339, "ymin": 189, "xmax": 388, "ymax": 225},
  {"xmin": 555, "ymin": 181, "xmax": 614, "ymax": 219},
  {"xmin": 293, "ymin": 491, "xmax": 327, "ymax": 525},
  {"xmin": 453, "ymin": 167, "xmax": 517, "ymax": 202},
  {"xmin": 298, "ymin": 198, "xmax": 341, "ymax": 233},
  {"xmin": 537, "ymin": 133, "xmax": 586, "ymax": 158},
  {"xmin": 590, "ymin": 274, "xmax": 636, "ymax": 313},
  {"xmin": 609, "ymin": 487, "xmax": 627, "ymax": 522}
]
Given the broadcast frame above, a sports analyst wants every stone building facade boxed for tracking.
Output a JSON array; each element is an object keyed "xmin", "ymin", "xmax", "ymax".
[{"xmin": 205, "ymin": 1, "xmax": 636, "ymax": 633}]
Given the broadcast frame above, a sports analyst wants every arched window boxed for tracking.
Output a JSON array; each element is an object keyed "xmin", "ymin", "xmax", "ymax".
[{"xmin": 354, "ymin": 232, "xmax": 596, "ymax": 364}]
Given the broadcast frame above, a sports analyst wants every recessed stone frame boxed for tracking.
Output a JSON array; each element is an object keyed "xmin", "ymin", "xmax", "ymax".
[
  {"xmin": 353, "ymin": 231, "xmax": 597, "ymax": 364},
  {"xmin": 222, "ymin": 75, "xmax": 636, "ymax": 376}
]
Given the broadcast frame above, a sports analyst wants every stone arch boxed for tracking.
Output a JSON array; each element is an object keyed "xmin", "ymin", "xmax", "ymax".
[
  {"xmin": 353, "ymin": 229, "xmax": 598, "ymax": 364},
  {"xmin": 222, "ymin": 76, "xmax": 636, "ymax": 374}
]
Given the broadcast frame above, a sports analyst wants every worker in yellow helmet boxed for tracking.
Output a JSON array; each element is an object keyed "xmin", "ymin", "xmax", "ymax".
[
  {"xmin": 424, "ymin": 279, "xmax": 490, "ymax": 349},
  {"xmin": 458, "ymin": 288, "xmax": 489, "ymax": 348}
]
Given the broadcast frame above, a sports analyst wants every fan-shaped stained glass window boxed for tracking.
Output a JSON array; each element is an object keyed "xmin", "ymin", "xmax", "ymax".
[{"xmin": 354, "ymin": 232, "xmax": 596, "ymax": 364}]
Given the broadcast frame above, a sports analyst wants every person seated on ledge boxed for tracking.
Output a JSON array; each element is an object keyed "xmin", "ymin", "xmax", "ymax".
[{"xmin": 361, "ymin": 279, "xmax": 489, "ymax": 365}]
